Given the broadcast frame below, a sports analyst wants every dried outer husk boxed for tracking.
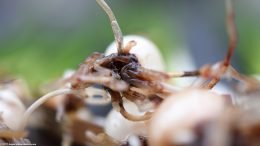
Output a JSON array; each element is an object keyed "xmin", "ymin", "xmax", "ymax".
[{"xmin": 0, "ymin": 122, "xmax": 31, "ymax": 144}]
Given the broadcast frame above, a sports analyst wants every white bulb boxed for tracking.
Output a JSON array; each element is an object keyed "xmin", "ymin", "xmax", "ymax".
[
  {"xmin": 0, "ymin": 89, "xmax": 26, "ymax": 130},
  {"xmin": 104, "ymin": 100, "xmax": 147, "ymax": 141},
  {"xmin": 148, "ymin": 89, "xmax": 226, "ymax": 146}
]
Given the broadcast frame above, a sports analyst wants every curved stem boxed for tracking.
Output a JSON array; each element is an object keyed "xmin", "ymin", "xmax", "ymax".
[
  {"xmin": 96, "ymin": 0, "xmax": 123, "ymax": 54},
  {"xmin": 205, "ymin": 0, "xmax": 237, "ymax": 89},
  {"xmin": 118, "ymin": 100, "xmax": 153, "ymax": 121},
  {"xmin": 108, "ymin": 89, "xmax": 152, "ymax": 121},
  {"xmin": 223, "ymin": 0, "xmax": 237, "ymax": 66},
  {"xmin": 18, "ymin": 88, "xmax": 75, "ymax": 130}
]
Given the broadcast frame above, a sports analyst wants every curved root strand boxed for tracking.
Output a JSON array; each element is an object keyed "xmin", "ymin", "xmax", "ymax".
[
  {"xmin": 118, "ymin": 100, "xmax": 153, "ymax": 122},
  {"xmin": 19, "ymin": 88, "xmax": 76, "ymax": 131}
]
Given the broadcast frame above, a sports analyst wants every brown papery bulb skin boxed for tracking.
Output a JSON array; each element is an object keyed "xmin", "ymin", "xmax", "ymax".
[{"xmin": 148, "ymin": 89, "xmax": 226, "ymax": 146}]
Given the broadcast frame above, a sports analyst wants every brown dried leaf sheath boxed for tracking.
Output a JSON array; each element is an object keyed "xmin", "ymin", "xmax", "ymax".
[
  {"xmin": 67, "ymin": 43, "xmax": 172, "ymax": 121},
  {"xmin": 0, "ymin": 122, "xmax": 30, "ymax": 144}
]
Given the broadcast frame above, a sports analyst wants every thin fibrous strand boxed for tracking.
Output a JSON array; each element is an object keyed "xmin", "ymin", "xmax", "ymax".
[
  {"xmin": 18, "ymin": 88, "xmax": 76, "ymax": 130},
  {"xmin": 204, "ymin": 62, "xmax": 228, "ymax": 89},
  {"xmin": 204, "ymin": 65, "xmax": 260, "ymax": 89},
  {"xmin": 168, "ymin": 71, "xmax": 200, "ymax": 78},
  {"xmin": 96, "ymin": 0, "xmax": 123, "ymax": 54},
  {"xmin": 229, "ymin": 66, "xmax": 260, "ymax": 90},
  {"xmin": 160, "ymin": 82, "xmax": 180, "ymax": 93},
  {"xmin": 229, "ymin": 67, "xmax": 256, "ymax": 84},
  {"xmin": 108, "ymin": 89, "xmax": 152, "ymax": 121},
  {"xmin": 79, "ymin": 76, "xmax": 128, "ymax": 91},
  {"xmin": 190, "ymin": 77, "xmax": 208, "ymax": 88},
  {"xmin": 118, "ymin": 100, "xmax": 153, "ymax": 121},
  {"xmin": 223, "ymin": 0, "xmax": 237, "ymax": 66},
  {"xmin": 205, "ymin": 78, "xmax": 221, "ymax": 89}
]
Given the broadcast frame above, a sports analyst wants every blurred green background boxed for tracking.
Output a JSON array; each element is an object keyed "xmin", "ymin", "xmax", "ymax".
[{"xmin": 0, "ymin": 0, "xmax": 259, "ymax": 90}]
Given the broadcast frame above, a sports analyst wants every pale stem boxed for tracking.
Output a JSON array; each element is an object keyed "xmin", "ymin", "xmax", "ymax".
[
  {"xmin": 18, "ymin": 88, "xmax": 75, "ymax": 130},
  {"xmin": 224, "ymin": 0, "xmax": 237, "ymax": 66},
  {"xmin": 168, "ymin": 71, "xmax": 200, "ymax": 78},
  {"xmin": 96, "ymin": 0, "xmax": 124, "ymax": 54}
]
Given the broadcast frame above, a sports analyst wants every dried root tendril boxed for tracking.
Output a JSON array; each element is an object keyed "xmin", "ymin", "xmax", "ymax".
[
  {"xmin": 182, "ymin": 0, "xmax": 237, "ymax": 89},
  {"xmin": 167, "ymin": 71, "xmax": 200, "ymax": 78},
  {"xmin": 203, "ymin": 0, "xmax": 236, "ymax": 88},
  {"xmin": 224, "ymin": 0, "xmax": 236, "ymax": 66},
  {"xmin": 229, "ymin": 67, "xmax": 260, "ymax": 92},
  {"xmin": 118, "ymin": 101, "xmax": 153, "ymax": 121},
  {"xmin": 79, "ymin": 76, "xmax": 128, "ymax": 91},
  {"xmin": 108, "ymin": 89, "xmax": 153, "ymax": 121}
]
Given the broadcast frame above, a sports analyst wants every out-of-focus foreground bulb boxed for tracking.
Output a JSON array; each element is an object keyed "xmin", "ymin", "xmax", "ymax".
[
  {"xmin": 0, "ymin": 89, "xmax": 26, "ymax": 130},
  {"xmin": 149, "ymin": 89, "xmax": 226, "ymax": 146}
]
